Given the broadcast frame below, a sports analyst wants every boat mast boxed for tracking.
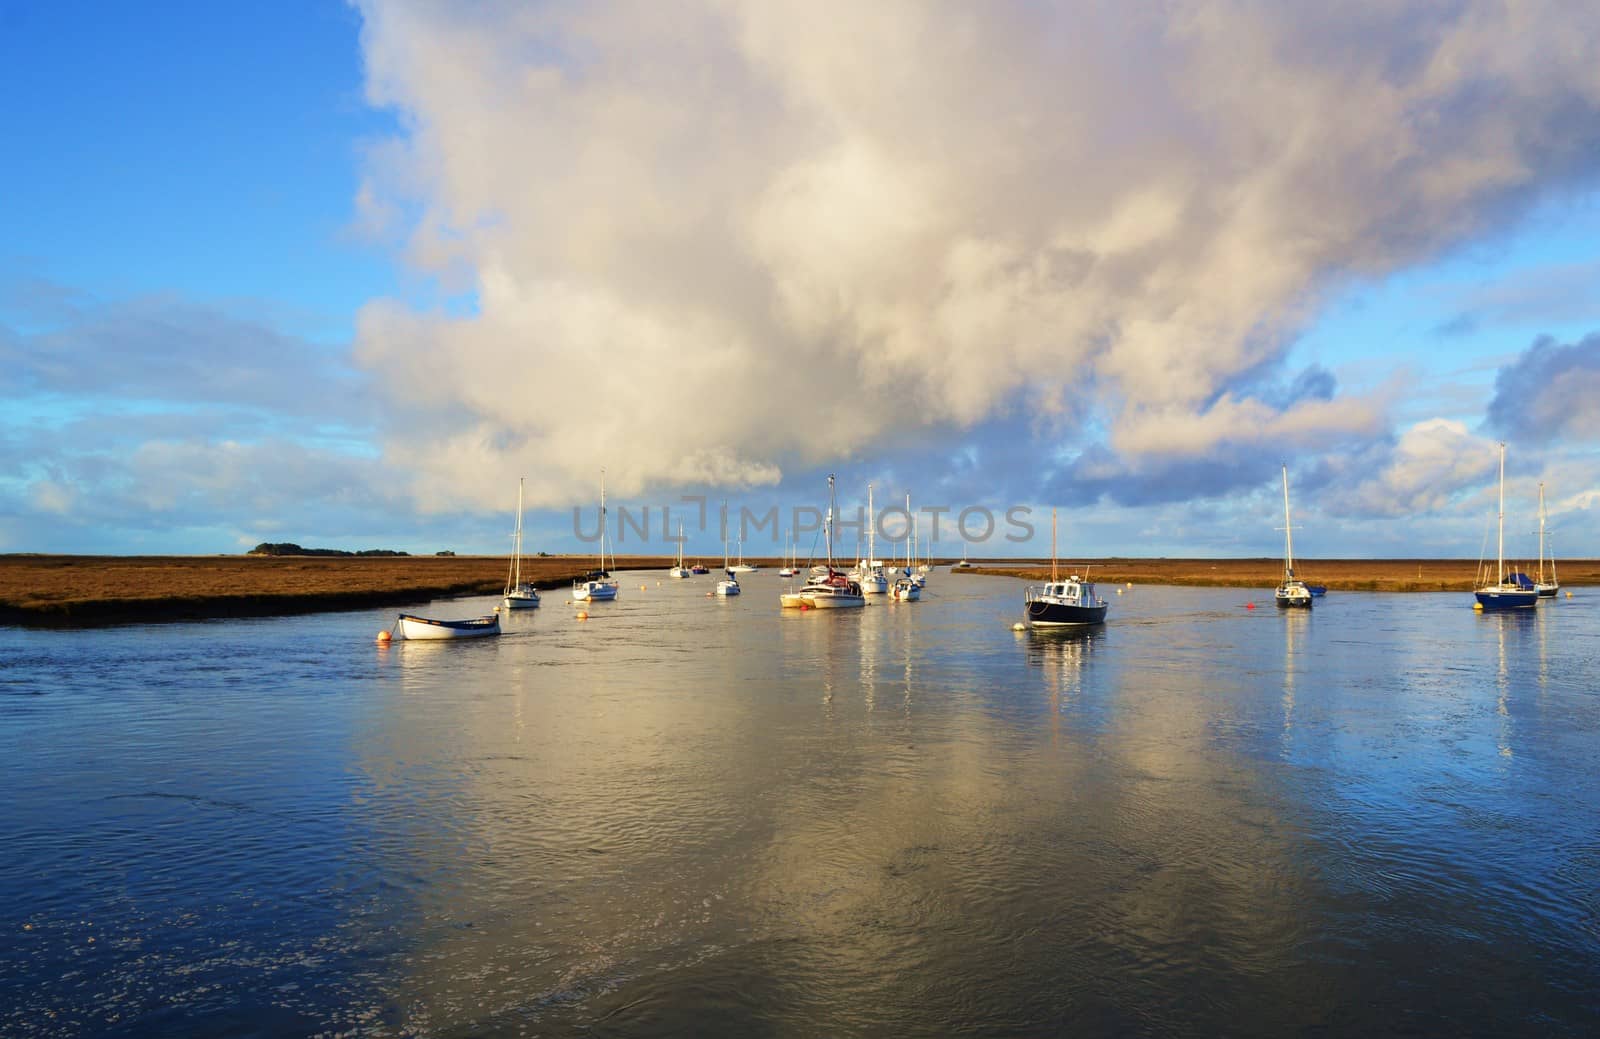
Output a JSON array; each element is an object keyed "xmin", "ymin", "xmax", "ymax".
[
  {"xmin": 906, "ymin": 493, "xmax": 913, "ymax": 571},
  {"xmin": 867, "ymin": 483, "xmax": 876, "ymax": 565},
  {"xmin": 1051, "ymin": 508, "xmax": 1058, "ymax": 584},
  {"xmin": 1496, "ymin": 443, "xmax": 1505, "ymax": 585},
  {"xmin": 514, "ymin": 476, "xmax": 524, "ymax": 587},
  {"xmin": 826, "ymin": 475, "xmax": 836, "ymax": 569},
  {"xmin": 1538, "ymin": 482, "xmax": 1547, "ymax": 585},
  {"xmin": 598, "ymin": 469, "xmax": 608, "ymax": 574},
  {"xmin": 678, "ymin": 521, "xmax": 685, "ymax": 569},
  {"xmin": 1281, "ymin": 465, "xmax": 1295, "ymax": 581}
]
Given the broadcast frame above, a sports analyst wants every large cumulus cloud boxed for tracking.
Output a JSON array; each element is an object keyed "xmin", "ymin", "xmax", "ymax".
[
  {"xmin": 350, "ymin": 0, "xmax": 1600, "ymax": 511},
  {"xmin": 1486, "ymin": 332, "xmax": 1600, "ymax": 443}
]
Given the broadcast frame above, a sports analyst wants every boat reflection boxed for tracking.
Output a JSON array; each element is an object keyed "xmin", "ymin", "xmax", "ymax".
[{"xmin": 1281, "ymin": 609, "xmax": 1309, "ymax": 755}]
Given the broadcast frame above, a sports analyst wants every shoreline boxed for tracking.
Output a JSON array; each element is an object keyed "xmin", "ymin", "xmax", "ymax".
[
  {"xmin": 1, "ymin": 554, "xmax": 1589, "ymax": 628},
  {"xmin": 956, "ymin": 557, "xmax": 1596, "ymax": 594}
]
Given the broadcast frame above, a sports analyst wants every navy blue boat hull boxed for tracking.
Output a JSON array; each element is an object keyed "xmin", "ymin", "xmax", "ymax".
[{"xmin": 1026, "ymin": 600, "xmax": 1109, "ymax": 626}]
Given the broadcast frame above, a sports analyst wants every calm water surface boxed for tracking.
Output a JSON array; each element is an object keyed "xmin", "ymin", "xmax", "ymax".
[{"xmin": 3, "ymin": 573, "xmax": 1598, "ymax": 1037}]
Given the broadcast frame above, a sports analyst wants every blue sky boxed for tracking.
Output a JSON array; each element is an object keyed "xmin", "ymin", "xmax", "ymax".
[{"xmin": 3, "ymin": 1, "xmax": 1598, "ymax": 562}]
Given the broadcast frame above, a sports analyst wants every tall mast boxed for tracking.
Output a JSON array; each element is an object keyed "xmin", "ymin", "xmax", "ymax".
[
  {"xmin": 1281, "ymin": 465, "xmax": 1295, "ymax": 580},
  {"xmin": 867, "ymin": 483, "xmax": 875, "ymax": 564},
  {"xmin": 678, "ymin": 520, "xmax": 685, "ymax": 568},
  {"xmin": 906, "ymin": 492, "xmax": 913, "ymax": 570},
  {"xmin": 722, "ymin": 500, "xmax": 729, "ymax": 570},
  {"xmin": 514, "ymin": 476, "xmax": 524, "ymax": 586},
  {"xmin": 1538, "ymin": 482, "xmax": 1547, "ymax": 584},
  {"xmin": 599, "ymin": 468, "xmax": 608, "ymax": 573},
  {"xmin": 826, "ymin": 475, "xmax": 836, "ymax": 568},
  {"xmin": 1051, "ymin": 508, "xmax": 1059, "ymax": 583},
  {"xmin": 1496, "ymin": 443, "xmax": 1506, "ymax": 584}
]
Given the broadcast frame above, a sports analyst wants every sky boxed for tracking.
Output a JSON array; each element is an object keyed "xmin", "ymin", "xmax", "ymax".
[{"xmin": 3, "ymin": 0, "xmax": 1599, "ymax": 562}]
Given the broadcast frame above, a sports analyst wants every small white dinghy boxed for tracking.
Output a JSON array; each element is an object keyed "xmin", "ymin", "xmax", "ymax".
[{"xmin": 397, "ymin": 613, "xmax": 501, "ymax": 640}]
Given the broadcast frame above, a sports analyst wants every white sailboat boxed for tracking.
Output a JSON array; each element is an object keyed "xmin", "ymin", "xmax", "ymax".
[
  {"xmin": 728, "ymin": 537, "xmax": 758, "ymax": 573},
  {"xmin": 1474, "ymin": 443, "xmax": 1538, "ymax": 611},
  {"xmin": 502, "ymin": 476, "xmax": 540, "ymax": 609},
  {"xmin": 856, "ymin": 483, "xmax": 889, "ymax": 594},
  {"xmin": 1536, "ymin": 482, "xmax": 1559, "ymax": 597},
  {"xmin": 781, "ymin": 475, "xmax": 865, "ymax": 609},
  {"xmin": 669, "ymin": 521, "xmax": 692, "ymax": 579},
  {"xmin": 716, "ymin": 533, "xmax": 741, "ymax": 596},
  {"xmin": 1274, "ymin": 465, "xmax": 1312, "ymax": 609},
  {"xmin": 952, "ymin": 542, "xmax": 973, "ymax": 570},
  {"xmin": 890, "ymin": 519, "xmax": 920, "ymax": 601},
  {"xmin": 778, "ymin": 533, "xmax": 798, "ymax": 578},
  {"xmin": 905, "ymin": 493, "xmax": 927, "ymax": 587},
  {"xmin": 572, "ymin": 470, "xmax": 620, "ymax": 602}
]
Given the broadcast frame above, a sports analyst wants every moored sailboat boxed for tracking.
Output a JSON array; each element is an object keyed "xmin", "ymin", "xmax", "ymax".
[
  {"xmin": 669, "ymin": 521, "xmax": 692, "ymax": 579},
  {"xmin": 573, "ymin": 470, "xmax": 620, "ymax": 602},
  {"xmin": 716, "ymin": 534, "xmax": 741, "ymax": 596},
  {"xmin": 1475, "ymin": 443, "xmax": 1539, "ymax": 611},
  {"xmin": 502, "ymin": 476, "xmax": 540, "ymax": 610},
  {"xmin": 855, "ymin": 484, "xmax": 889, "ymax": 594},
  {"xmin": 781, "ymin": 475, "xmax": 865, "ymax": 609},
  {"xmin": 1274, "ymin": 465, "xmax": 1313, "ymax": 609},
  {"xmin": 1536, "ymin": 482, "xmax": 1559, "ymax": 597}
]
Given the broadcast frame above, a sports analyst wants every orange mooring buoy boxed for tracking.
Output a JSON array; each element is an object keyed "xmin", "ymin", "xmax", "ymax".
[
  {"xmin": 376, "ymin": 630, "xmax": 391, "ymax": 643},
  {"xmin": 1245, "ymin": 602, "xmax": 1256, "ymax": 610},
  {"xmin": 576, "ymin": 610, "xmax": 588, "ymax": 620}
]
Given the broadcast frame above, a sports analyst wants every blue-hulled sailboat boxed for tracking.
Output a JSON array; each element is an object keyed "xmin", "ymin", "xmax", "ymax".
[{"xmin": 1475, "ymin": 443, "xmax": 1538, "ymax": 611}]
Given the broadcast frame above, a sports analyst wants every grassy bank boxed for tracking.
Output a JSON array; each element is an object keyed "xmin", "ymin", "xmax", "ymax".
[
  {"xmin": 0, "ymin": 554, "xmax": 682, "ymax": 627},
  {"xmin": 956, "ymin": 557, "xmax": 1597, "ymax": 593}
]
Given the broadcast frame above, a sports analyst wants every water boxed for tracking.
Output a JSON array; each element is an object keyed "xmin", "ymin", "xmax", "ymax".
[{"xmin": 3, "ymin": 572, "xmax": 1598, "ymax": 1037}]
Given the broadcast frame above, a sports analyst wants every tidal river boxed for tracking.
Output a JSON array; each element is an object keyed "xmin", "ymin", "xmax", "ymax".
[{"xmin": 2, "ymin": 573, "xmax": 1597, "ymax": 1037}]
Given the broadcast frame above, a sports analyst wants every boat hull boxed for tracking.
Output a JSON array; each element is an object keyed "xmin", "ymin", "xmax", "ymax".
[
  {"xmin": 715, "ymin": 581, "xmax": 741, "ymax": 596},
  {"xmin": 1537, "ymin": 584, "xmax": 1559, "ymax": 598},
  {"xmin": 1025, "ymin": 600, "xmax": 1107, "ymax": 626},
  {"xmin": 803, "ymin": 593, "xmax": 865, "ymax": 608},
  {"xmin": 668, "ymin": 567, "xmax": 692, "ymax": 579},
  {"xmin": 1475, "ymin": 588, "xmax": 1539, "ymax": 611},
  {"xmin": 502, "ymin": 593, "xmax": 540, "ymax": 610},
  {"xmin": 573, "ymin": 581, "xmax": 619, "ymax": 602},
  {"xmin": 398, "ymin": 613, "xmax": 501, "ymax": 640}
]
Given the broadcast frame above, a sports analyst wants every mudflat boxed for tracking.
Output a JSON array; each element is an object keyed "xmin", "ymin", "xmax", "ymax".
[{"xmin": 2, "ymin": 555, "xmax": 1588, "ymax": 627}]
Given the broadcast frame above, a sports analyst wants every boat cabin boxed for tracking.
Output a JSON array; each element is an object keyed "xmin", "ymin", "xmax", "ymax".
[{"xmin": 1039, "ymin": 577, "xmax": 1094, "ymax": 604}]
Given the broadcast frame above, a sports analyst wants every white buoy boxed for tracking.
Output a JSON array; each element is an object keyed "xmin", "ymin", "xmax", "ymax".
[{"xmin": 1012, "ymin": 622, "xmax": 1026, "ymax": 631}]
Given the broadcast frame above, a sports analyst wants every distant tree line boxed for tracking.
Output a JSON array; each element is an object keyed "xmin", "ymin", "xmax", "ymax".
[{"xmin": 248, "ymin": 542, "xmax": 411, "ymax": 557}]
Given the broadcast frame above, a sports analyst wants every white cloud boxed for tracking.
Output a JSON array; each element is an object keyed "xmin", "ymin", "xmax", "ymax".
[
  {"xmin": 350, "ymin": 0, "xmax": 1600, "ymax": 509},
  {"xmin": 1336, "ymin": 418, "xmax": 1499, "ymax": 518}
]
